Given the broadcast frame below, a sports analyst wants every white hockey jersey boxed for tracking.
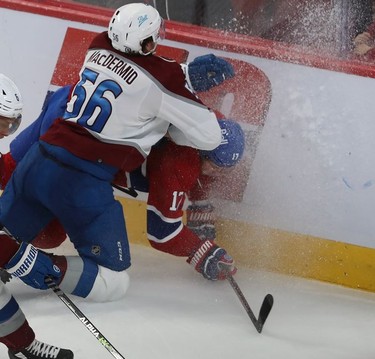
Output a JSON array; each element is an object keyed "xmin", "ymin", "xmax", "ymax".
[{"xmin": 42, "ymin": 32, "xmax": 221, "ymax": 172}]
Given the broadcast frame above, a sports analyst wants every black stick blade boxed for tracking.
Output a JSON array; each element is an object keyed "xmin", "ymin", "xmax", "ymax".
[
  {"xmin": 225, "ymin": 272, "xmax": 274, "ymax": 334},
  {"xmin": 256, "ymin": 294, "xmax": 274, "ymax": 333}
]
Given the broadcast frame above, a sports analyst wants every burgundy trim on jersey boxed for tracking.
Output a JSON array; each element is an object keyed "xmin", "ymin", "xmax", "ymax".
[
  {"xmin": 0, "ymin": 319, "xmax": 35, "ymax": 351},
  {"xmin": 90, "ymin": 32, "xmax": 203, "ymax": 105},
  {"xmin": 0, "ymin": 234, "xmax": 20, "ymax": 267},
  {"xmin": 0, "ymin": 152, "xmax": 17, "ymax": 190},
  {"xmin": 31, "ymin": 219, "xmax": 67, "ymax": 250},
  {"xmin": 40, "ymin": 119, "xmax": 145, "ymax": 172}
]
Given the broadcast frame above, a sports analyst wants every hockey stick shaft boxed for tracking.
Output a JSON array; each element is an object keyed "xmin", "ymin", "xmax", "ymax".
[
  {"xmin": 45, "ymin": 278, "xmax": 126, "ymax": 359},
  {"xmin": 226, "ymin": 272, "xmax": 273, "ymax": 333},
  {"xmin": 226, "ymin": 273, "xmax": 260, "ymax": 331},
  {"xmin": 111, "ymin": 183, "xmax": 138, "ymax": 198},
  {"xmin": 0, "ymin": 225, "xmax": 126, "ymax": 358}
]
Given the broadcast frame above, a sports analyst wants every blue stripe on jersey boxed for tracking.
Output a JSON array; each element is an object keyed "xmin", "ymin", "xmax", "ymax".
[
  {"xmin": 71, "ymin": 258, "xmax": 99, "ymax": 298},
  {"xmin": 0, "ymin": 296, "xmax": 19, "ymax": 323},
  {"xmin": 147, "ymin": 208, "xmax": 183, "ymax": 242}
]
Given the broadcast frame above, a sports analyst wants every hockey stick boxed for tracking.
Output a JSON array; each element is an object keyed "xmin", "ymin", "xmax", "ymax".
[
  {"xmin": 225, "ymin": 272, "xmax": 273, "ymax": 333},
  {"xmin": 45, "ymin": 277, "xmax": 126, "ymax": 359},
  {"xmin": 111, "ymin": 183, "xmax": 138, "ymax": 198},
  {"xmin": 0, "ymin": 224, "xmax": 126, "ymax": 358}
]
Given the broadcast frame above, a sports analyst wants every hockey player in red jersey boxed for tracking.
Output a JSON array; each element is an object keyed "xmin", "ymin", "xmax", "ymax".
[
  {"xmin": 122, "ymin": 118, "xmax": 245, "ymax": 280},
  {"xmin": 0, "ymin": 74, "xmax": 73, "ymax": 359}
]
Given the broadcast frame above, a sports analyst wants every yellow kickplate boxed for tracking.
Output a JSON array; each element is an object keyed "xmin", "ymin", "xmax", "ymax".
[{"xmin": 117, "ymin": 196, "xmax": 375, "ymax": 292}]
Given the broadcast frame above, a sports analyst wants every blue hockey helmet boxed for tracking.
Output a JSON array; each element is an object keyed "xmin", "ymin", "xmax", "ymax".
[{"xmin": 201, "ymin": 119, "xmax": 245, "ymax": 167}]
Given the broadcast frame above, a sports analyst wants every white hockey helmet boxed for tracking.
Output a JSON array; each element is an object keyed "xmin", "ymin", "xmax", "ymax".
[
  {"xmin": 108, "ymin": 3, "xmax": 164, "ymax": 55},
  {"xmin": 0, "ymin": 74, "xmax": 23, "ymax": 136},
  {"xmin": 0, "ymin": 74, "xmax": 23, "ymax": 119}
]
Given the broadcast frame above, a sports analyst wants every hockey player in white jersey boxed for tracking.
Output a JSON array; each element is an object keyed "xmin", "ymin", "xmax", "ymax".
[{"xmin": 0, "ymin": 3, "xmax": 224, "ymax": 303}]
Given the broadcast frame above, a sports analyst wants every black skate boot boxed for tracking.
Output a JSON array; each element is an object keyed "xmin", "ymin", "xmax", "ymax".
[{"xmin": 8, "ymin": 339, "xmax": 74, "ymax": 359}]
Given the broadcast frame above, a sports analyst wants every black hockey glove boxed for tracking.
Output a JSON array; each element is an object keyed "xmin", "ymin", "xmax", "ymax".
[{"xmin": 0, "ymin": 269, "xmax": 11, "ymax": 283}]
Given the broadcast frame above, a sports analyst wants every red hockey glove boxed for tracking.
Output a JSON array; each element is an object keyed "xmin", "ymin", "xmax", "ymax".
[
  {"xmin": 187, "ymin": 240, "xmax": 237, "ymax": 280},
  {"xmin": 186, "ymin": 201, "xmax": 216, "ymax": 241}
]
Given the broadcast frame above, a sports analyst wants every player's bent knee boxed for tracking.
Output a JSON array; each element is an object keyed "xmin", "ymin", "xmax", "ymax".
[
  {"xmin": 86, "ymin": 265, "xmax": 130, "ymax": 302},
  {"xmin": 58, "ymin": 256, "xmax": 129, "ymax": 301}
]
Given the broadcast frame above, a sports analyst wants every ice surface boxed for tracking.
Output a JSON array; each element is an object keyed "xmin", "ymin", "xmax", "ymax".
[{"xmin": 1, "ymin": 243, "xmax": 375, "ymax": 359}]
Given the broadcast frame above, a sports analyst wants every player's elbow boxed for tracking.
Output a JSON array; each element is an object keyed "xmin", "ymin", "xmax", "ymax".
[
  {"xmin": 203, "ymin": 131, "xmax": 221, "ymax": 150},
  {"xmin": 197, "ymin": 125, "xmax": 221, "ymax": 150}
]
